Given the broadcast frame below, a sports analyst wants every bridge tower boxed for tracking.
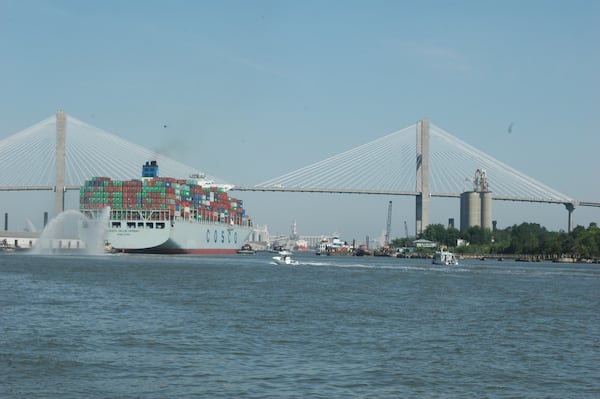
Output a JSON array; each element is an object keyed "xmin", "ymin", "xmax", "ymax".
[
  {"xmin": 565, "ymin": 203, "xmax": 575, "ymax": 233},
  {"xmin": 415, "ymin": 119, "xmax": 430, "ymax": 236},
  {"xmin": 55, "ymin": 110, "xmax": 66, "ymax": 216}
]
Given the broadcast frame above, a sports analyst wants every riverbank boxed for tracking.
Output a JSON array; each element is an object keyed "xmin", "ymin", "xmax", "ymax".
[{"xmin": 459, "ymin": 253, "xmax": 600, "ymax": 264}]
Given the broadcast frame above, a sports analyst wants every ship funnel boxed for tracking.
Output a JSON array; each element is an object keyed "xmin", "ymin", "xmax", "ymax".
[{"xmin": 142, "ymin": 161, "xmax": 159, "ymax": 178}]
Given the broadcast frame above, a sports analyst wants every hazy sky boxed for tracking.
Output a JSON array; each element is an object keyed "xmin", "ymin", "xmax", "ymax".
[{"xmin": 1, "ymin": 0, "xmax": 598, "ymax": 242}]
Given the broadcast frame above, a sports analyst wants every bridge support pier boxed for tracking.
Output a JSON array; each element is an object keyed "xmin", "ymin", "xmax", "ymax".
[
  {"xmin": 415, "ymin": 119, "xmax": 430, "ymax": 236},
  {"xmin": 565, "ymin": 202, "xmax": 575, "ymax": 233}
]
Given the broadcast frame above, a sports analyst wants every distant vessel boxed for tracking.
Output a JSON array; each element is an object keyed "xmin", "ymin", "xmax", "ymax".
[
  {"xmin": 237, "ymin": 243, "xmax": 256, "ymax": 255},
  {"xmin": 316, "ymin": 238, "xmax": 328, "ymax": 255},
  {"xmin": 80, "ymin": 161, "xmax": 252, "ymax": 254},
  {"xmin": 293, "ymin": 239, "xmax": 309, "ymax": 251},
  {"xmin": 316, "ymin": 235, "xmax": 353, "ymax": 256},
  {"xmin": 288, "ymin": 221, "xmax": 309, "ymax": 251},
  {"xmin": 433, "ymin": 250, "xmax": 459, "ymax": 266},
  {"xmin": 354, "ymin": 245, "xmax": 371, "ymax": 256},
  {"xmin": 372, "ymin": 246, "xmax": 395, "ymax": 257}
]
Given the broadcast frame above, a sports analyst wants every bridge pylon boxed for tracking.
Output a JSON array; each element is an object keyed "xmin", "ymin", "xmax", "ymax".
[
  {"xmin": 55, "ymin": 110, "xmax": 66, "ymax": 216},
  {"xmin": 565, "ymin": 202, "xmax": 576, "ymax": 233},
  {"xmin": 415, "ymin": 119, "xmax": 430, "ymax": 236}
]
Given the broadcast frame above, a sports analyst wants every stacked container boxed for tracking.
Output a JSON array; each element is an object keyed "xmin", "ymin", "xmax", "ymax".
[{"xmin": 80, "ymin": 176, "xmax": 249, "ymax": 226}]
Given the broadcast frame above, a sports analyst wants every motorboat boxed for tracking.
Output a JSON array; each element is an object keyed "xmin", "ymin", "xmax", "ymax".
[
  {"xmin": 272, "ymin": 251, "xmax": 299, "ymax": 265},
  {"xmin": 237, "ymin": 243, "xmax": 256, "ymax": 255},
  {"xmin": 432, "ymin": 250, "xmax": 459, "ymax": 266}
]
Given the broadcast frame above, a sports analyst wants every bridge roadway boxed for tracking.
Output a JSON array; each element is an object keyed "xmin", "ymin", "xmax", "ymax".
[
  {"xmin": 1, "ymin": 185, "xmax": 599, "ymax": 208},
  {"xmin": 231, "ymin": 186, "xmax": 600, "ymax": 208}
]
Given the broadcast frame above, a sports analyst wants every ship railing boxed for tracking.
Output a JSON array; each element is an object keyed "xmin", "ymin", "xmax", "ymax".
[
  {"xmin": 177, "ymin": 212, "xmax": 252, "ymax": 227},
  {"xmin": 81, "ymin": 207, "xmax": 252, "ymax": 227}
]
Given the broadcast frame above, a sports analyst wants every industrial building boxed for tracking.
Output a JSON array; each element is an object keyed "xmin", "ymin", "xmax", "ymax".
[{"xmin": 460, "ymin": 169, "xmax": 493, "ymax": 231}]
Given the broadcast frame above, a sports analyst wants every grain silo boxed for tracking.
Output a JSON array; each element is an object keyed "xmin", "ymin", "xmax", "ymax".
[
  {"xmin": 480, "ymin": 191, "xmax": 493, "ymax": 230},
  {"xmin": 460, "ymin": 169, "xmax": 492, "ymax": 232},
  {"xmin": 460, "ymin": 191, "xmax": 481, "ymax": 231}
]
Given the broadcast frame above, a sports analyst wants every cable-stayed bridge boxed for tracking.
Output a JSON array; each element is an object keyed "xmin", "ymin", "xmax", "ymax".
[
  {"xmin": 0, "ymin": 111, "xmax": 597, "ymax": 233},
  {"xmin": 238, "ymin": 120, "xmax": 600, "ymax": 233}
]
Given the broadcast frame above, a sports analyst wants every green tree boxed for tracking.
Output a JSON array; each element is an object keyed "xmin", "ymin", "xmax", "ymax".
[
  {"xmin": 447, "ymin": 227, "xmax": 461, "ymax": 248},
  {"xmin": 570, "ymin": 223, "xmax": 600, "ymax": 258},
  {"xmin": 389, "ymin": 221, "xmax": 600, "ymax": 257},
  {"xmin": 422, "ymin": 224, "xmax": 447, "ymax": 245},
  {"xmin": 586, "ymin": 223, "xmax": 600, "ymax": 258},
  {"xmin": 508, "ymin": 223, "xmax": 547, "ymax": 254},
  {"xmin": 390, "ymin": 237, "xmax": 412, "ymax": 248},
  {"xmin": 462, "ymin": 226, "xmax": 493, "ymax": 245},
  {"xmin": 541, "ymin": 231, "xmax": 562, "ymax": 257}
]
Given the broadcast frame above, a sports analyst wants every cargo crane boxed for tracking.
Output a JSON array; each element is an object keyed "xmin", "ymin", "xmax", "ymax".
[{"xmin": 384, "ymin": 201, "xmax": 392, "ymax": 246}]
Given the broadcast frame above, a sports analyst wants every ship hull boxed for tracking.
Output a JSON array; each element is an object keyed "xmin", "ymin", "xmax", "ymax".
[{"xmin": 106, "ymin": 220, "xmax": 252, "ymax": 254}]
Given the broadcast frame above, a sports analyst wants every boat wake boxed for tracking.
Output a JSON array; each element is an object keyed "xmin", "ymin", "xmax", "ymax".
[{"xmin": 288, "ymin": 260, "xmax": 473, "ymax": 273}]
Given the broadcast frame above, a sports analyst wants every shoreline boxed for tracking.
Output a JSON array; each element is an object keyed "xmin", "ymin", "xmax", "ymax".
[{"xmin": 459, "ymin": 253, "xmax": 600, "ymax": 263}]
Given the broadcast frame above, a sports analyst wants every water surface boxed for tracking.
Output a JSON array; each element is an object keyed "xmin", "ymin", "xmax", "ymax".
[{"xmin": 1, "ymin": 252, "xmax": 599, "ymax": 398}]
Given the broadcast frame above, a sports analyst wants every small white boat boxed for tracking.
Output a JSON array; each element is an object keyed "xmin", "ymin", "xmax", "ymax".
[
  {"xmin": 272, "ymin": 251, "xmax": 299, "ymax": 265},
  {"xmin": 432, "ymin": 250, "xmax": 459, "ymax": 266}
]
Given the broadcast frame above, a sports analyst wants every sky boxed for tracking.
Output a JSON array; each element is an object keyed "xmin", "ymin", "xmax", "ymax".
[{"xmin": 0, "ymin": 0, "xmax": 599, "ymax": 243}]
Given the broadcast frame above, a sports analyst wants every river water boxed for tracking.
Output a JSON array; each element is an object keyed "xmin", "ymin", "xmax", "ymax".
[{"xmin": 1, "ymin": 252, "xmax": 599, "ymax": 398}]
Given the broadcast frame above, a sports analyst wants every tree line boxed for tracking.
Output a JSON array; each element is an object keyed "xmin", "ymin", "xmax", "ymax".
[{"xmin": 390, "ymin": 222, "xmax": 600, "ymax": 259}]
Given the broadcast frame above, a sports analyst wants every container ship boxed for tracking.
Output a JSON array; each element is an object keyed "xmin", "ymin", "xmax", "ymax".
[{"xmin": 79, "ymin": 161, "xmax": 252, "ymax": 254}]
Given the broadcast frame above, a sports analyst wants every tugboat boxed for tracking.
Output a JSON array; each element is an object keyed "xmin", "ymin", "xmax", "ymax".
[
  {"xmin": 237, "ymin": 243, "xmax": 256, "ymax": 255},
  {"xmin": 354, "ymin": 245, "xmax": 371, "ymax": 256}
]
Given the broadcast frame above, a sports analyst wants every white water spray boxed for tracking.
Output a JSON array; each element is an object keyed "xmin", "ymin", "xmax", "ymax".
[{"xmin": 31, "ymin": 207, "xmax": 111, "ymax": 255}]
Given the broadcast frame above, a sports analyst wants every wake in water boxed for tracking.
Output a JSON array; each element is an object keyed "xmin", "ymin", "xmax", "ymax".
[{"xmin": 278, "ymin": 258, "xmax": 464, "ymax": 272}]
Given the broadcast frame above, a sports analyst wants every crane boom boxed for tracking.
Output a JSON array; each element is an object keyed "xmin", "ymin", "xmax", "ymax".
[{"xmin": 385, "ymin": 201, "xmax": 392, "ymax": 246}]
